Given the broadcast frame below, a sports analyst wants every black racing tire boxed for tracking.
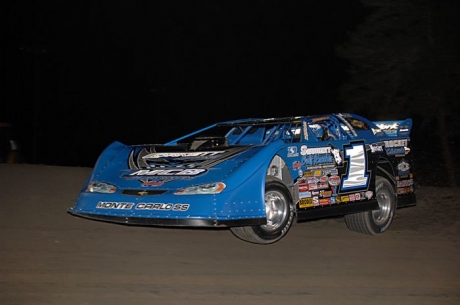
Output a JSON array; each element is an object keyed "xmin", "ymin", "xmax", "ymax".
[
  {"xmin": 230, "ymin": 180, "xmax": 295, "ymax": 245},
  {"xmin": 344, "ymin": 176, "xmax": 396, "ymax": 235}
]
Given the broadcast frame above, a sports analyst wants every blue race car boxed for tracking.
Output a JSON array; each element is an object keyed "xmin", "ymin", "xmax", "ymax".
[{"xmin": 68, "ymin": 113, "xmax": 416, "ymax": 244}]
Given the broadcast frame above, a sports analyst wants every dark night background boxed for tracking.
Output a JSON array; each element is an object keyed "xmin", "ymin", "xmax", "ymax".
[{"xmin": 2, "ymin": 1, "xmax": 460, "ymax": 185}]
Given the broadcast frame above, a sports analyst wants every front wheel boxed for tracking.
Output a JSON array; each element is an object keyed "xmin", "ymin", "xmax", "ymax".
[
  {"xmin": 230, "ymin": 180, "xmax": 295, "ymax": 244},
  {"xmin": 344, "ymin": 176, "xmax": 396, "ymax": 235}
]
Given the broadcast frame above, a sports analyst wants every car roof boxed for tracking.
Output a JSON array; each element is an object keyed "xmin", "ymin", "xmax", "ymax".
[{"xmin": 217, "ymin": 113, "xmax": 376, "ymax": 128}]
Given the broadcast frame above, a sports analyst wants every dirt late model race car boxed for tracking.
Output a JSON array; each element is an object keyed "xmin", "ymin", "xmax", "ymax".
[{"xmin": 68, "ymin": 113, "xmax": 416, "ymax": 244}]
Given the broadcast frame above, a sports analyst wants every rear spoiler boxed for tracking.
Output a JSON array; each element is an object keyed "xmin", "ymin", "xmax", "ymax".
[{"xmin": 373, "ymin": 118, "xmax": 412, "ymax": 137}]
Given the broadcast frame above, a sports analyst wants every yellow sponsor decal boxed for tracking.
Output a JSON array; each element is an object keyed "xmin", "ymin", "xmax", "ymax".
[{"xmin": 299, "ymin": 198, "xmax": 314, "ymax": 208}]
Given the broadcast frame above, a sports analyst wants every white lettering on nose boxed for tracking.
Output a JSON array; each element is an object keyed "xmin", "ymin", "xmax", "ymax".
[
  {"xmin": 96, "ymin": 202, "xmax": 134, "ymax": 210},
  {"xmin": 129, "ymin": 168, "xmax": 206, "ymax": 176}
]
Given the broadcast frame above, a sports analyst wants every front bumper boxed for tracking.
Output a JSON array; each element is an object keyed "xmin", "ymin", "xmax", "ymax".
[{"xmin": 68, "ymin": 208, "xmax": 266, "ymax": 227}]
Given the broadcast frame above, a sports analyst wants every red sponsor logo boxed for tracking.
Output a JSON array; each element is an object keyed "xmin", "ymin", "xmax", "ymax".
[
  {"xmin": 293, "ymin": 161, "xmax": 302, "ymax": 169},
  {"xmin": 141, "ymin": 180, "xmax": 165, "ymax": 186},
  {"xmin": 299, "ymin": 184, "xmax": 309, "ymax": 192},
  {"xmin": 328, "ymin": 175, "xmax": 341, "ymax": 186}
]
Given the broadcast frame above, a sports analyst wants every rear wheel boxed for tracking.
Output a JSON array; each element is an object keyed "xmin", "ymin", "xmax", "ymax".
[
  {"xmin": 344, "ymin": 176, "xmax": 396, "ymax": 235},
  {"xmin": 230, "ymin": 180, "xmax": 294, "ymax": 244}
]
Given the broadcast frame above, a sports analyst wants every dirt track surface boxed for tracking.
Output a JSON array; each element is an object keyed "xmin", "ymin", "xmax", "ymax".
[{"xmin": 1, "ymin": 164, "xmax": 459, "ymax": 305}]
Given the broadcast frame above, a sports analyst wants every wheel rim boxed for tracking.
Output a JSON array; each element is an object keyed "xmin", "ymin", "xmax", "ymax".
[
  {"xmin": 372, "ymin": 188, "xmax": 392, "ymax": 225},
  {"xmin": 262, "ymin": 190, "xmax": 288, "ymax": 231}
]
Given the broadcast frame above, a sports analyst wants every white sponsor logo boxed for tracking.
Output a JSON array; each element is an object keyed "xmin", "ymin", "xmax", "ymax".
[
  {"xmin": 129, "ymin": 169, "xmax": 206, "ymax": 176},
  {"xmin": 300, "ymin": 145, "xmax": 331, "ymax": 156}
]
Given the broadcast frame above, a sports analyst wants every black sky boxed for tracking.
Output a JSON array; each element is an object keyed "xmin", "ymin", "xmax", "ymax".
[{"xmin": 3, "ymin": 1, "xmax": 368, "ymax": 166}]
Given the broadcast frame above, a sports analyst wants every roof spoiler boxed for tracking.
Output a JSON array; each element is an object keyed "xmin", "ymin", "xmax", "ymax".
[{"xmin": 373, "ymin": 118, "xmax": 413, "ymax": 137}]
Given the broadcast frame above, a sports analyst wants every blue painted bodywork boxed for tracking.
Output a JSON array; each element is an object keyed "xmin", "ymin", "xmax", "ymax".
[{"xmin": 68, "ymin": 113, "xmax": 417, "ymax": 227}]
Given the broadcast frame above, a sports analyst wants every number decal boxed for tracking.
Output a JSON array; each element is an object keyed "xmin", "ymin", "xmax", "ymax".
[{"xmin": 341, "ymin": 143, "xmax": 369, "ymax": 190}]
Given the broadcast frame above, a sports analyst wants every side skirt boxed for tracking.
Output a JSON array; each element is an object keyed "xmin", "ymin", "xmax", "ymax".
[{"xmin": 296, "ymin": 200, "xmax": 379, "ymax": 222}]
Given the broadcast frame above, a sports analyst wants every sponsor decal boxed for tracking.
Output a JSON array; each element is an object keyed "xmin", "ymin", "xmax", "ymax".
[
  {"xmin": 140, "ymin": 181, "xmax": 164, "ymax": 186},
  {"xmin": 385, "ymin": 147, "xmax": 406, "ymax": 155},
  {"xmin": 397, "ymin": 179, "xmax": 413, "ymax": 187},
  {"xmin": 397, "ymin": 160, "xmax": 411, "ymax": 176},
  {"xmin": 300, "ymin": 145, "xmax": 332, "ymax": 155},
  {"xmin": 318, "ymin": 182, "xmax": 329, "ymax": 189},
  {"xmin": 341, "ymin": 196, "xmax": 350, "ymax": 202},
  {"xmin": 287, "ymin": 146, "xmax": 299, "ymax": 157},
  {"xmin": 95, "ymin": 201, "xmax": 190, "ymax": 211},
  {"xmin": 384, "ymin": 139, "xmax": 408, "ymax": 148},
  {"xmin": 331, "ymin": 148, "xmax": 342, "ymax": 165},
  {"xmin": 328, "ymin": 175, "xmax": 341, "ymax": 186},
  {"xmin": 128, "ymin": 146, "xmax": 248, "ymax": 170},
  {"xmin": 320, "ymin": 190, "xmax": 332, "ymax": 197},
  {"xmin": 96, "ymin": 202, "xmax": 134, "ymax": 210},
  {"xmin": 308, "ymin": 183, "xmax": 318, "ymax": 190},
  {"xmin": 319, "ymin": 175, "xmax": 328, "ymax": 183},
  {"xmin": 143, "ymin": 151, "xmax": 226, "ymax": 159},
  {"xmin": 135, "ymin": 203, "xmax": 190, "ymax": 211},
  {"xmin": 302, "ymin": 153, "xmax": 334, "ymax": 167},
  {"xmin": 299, "ymin": 184, "xmax": 309, "ymax": 192},
  {"xmin": 139, "ymin": 178, "xmax": 170, "ymax": 186},
  {"xmin": 330, "ymin": 196, "xmax": 336, "ymax": 204},
  {"xmin": 319, "ymin": 198, "xmax": 331, "ymax": 205},
  {"xmin": 369, "ymin": 143, "xmax": 384, "ymax": 153},
  {"xmin": 314, "ymin": 170, "xmax": 323, "ymax": 176},
  {"xmin": 307, "ymin": 177, "xmax": 319, "ymax": 184},
  {"xmin": 299, "ymin": 197, "xmax": 314, "ymax": 208},
  {"xmin": 299, "ymin": 191, "xmax": 312, "ymax": 199},
  {"xmin": 397, "ymin": 186, "xmax": 413, "ymax": 194},
  {"xmin": 381, "ymin": 129, "xmax": 397, "ymax": 135},
  {"xmin": 384, "ymin": 139, "xmax": 409, "ymax": 156},
  {"xmin": 313, "ymin": 196, "xmax": 319, "ymax": 206},
  {"xmin": 376, "ymin": 122, "xmax": 399, "ymax": 130},
  {"xmin": 292, "ymin": 161, "xmax": 302, "ymax": 170},
  {"xmin": 128, "ymin": 168, "xmax": 206, "ymax": 177}
]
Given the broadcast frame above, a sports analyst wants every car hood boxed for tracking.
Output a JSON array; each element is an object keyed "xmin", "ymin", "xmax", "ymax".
[{"xmin": 88, "ymin": 141, "xmax": 274, "ymax": 191}]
